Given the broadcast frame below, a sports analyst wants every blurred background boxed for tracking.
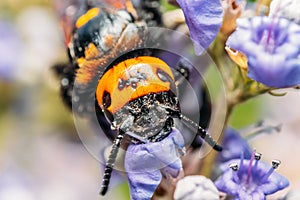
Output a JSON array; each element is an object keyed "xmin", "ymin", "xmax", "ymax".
[
  {"xmin": 1, "ymin": 0, "xmax": 300, "ymax": 199},
  {"xmin": 0, "ymin": 0, "xmax": 129, "ymax": 199}
]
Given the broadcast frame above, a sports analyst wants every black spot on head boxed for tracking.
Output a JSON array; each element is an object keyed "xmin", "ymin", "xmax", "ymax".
[
  {"xmin": 118, "ymin": 79, "xmax": 125, "ymax": 90},
  {"xmin": 101, "ymin": 91, "xmax": 114, "ymax": 123},
  {"xmin": 131, "ymin": 82, "xmax": 137, "ymax": 89},
  {"xmin": 157, "ymin": 68, "xmax": 177, "ymax": 94},
  {"xmin": 157, "ymin": 68, "xmax": 173, "ymax": 83},
  {"xmin": 102, "ymin": 91, "xmax": 111, "ymax": 108}
]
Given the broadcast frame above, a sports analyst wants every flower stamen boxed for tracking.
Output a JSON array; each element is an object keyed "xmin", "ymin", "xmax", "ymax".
[
  {"xmin": 254, "ymin": 152, "xmax": 262, "ymax": 161},
  {"xmin": 229, "ymin": 162, "xmax": 240, "ymax": 183},
  {"xmin": 229, "ymin": 162, "xmax": 239, "ymax": 171},
  {"xmin": 265, "ymin": 0, "xmax": 284, "ymax": 53},
  {"xmin": 265, "ymin": 20, "xmax": 275, "ymax": 52},
  {"xmin": 261, "ymin": 159, "xmax": 281, "ymax": 183},
  {"xmin": 246, "ymin": 150, "xmax": 256, "ymax": 184},
  {"xmin": 272, "ymin": 159, "xmax": 281, "ymax": 169},
  {"xmin": 253, "ymin": 152, "xmax": 262, "ymax": 171},
  {"xmin": 239, "ymin": 151, "xmax": 244, "ymax": 167}
]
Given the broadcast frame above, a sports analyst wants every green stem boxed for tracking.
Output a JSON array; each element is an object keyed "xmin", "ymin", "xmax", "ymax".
[{"xmin": 200, "ymin": 36, "xmax": 272, "ymax": 178}]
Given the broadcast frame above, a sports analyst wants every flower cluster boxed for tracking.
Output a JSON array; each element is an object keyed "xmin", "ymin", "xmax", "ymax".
[
  {"xmin": 118, "ymin": 1, "xmax": 295, "ymax": 199},
  {"xmin": 172, "ymin": 126, "xmax": 290, "ymax": 200},
  {"xmin": 226, "ymin": 13, "xmax": 300, "ymax": 88},
  {"xmin": 215, "ymin": 151, "xmax": 289, "ymax": 199}
]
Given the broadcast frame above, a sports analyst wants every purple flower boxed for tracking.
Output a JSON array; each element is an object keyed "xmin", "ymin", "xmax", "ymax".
[
  {"xmin": 177, "ymin": 0, "xmax": 223, "ymax": 55},
  {"xmin": 215, "ymin": 151, "xmax": 289, "ymax": 200},
  {"xmin": 218, "ymin": 128, "xmax": 252, "ymax": 163},
  {"xmin": 124, "ymin": 128, "xmax": 184, "ymax": 200},
  {"xmin": 226, "ymin": 16, "xmax": 300, "ymax": 88},
  {"xmin": 0, "ymin": 21, "xmax": 20, "ymax": 81}
]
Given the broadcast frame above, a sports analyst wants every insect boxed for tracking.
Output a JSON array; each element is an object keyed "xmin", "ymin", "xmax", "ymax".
[{"xmin": 52, "ymin": 0, "xmax": 222, "ymax": 196}]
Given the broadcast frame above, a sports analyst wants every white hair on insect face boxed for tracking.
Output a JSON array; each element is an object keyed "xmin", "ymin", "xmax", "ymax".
[{"xmin": 270, "ymin": 0, "xmax": 300, "ymax": 24}]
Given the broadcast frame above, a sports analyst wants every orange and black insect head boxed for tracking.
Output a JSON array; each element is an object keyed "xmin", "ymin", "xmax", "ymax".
[
  {"xmin": 95, "ymin": 54, "xmax": 179, "ymax": 141},
  {"xmin": 96, "ymin": 56, "xmax": 175, "ymax": 114}
]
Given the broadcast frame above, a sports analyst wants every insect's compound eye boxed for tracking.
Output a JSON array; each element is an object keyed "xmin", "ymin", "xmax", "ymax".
[
  {"xmin": 157, "ymin": 68, "xmax": 173, "ymax": 83},
  {"xmin": 101, "ymin": 91, "xmax": 114, "ymax": 123},
  {"xmin": 157, "ymin": 68, "xmax": 177, "ymax": 94},
  {"xmin": 102, "ymin": 91, "xmax": 111, "ymax": 108}
]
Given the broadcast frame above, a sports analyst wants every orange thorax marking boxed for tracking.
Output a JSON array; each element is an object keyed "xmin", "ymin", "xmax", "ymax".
[
  {"xmin": 96, "ymin": 56, "xmax": 175, "ymax": 114},
  {"xmin": 76, "ymin": 43, "xmax": 102, "ymax": 84},
  {"xmin": 76, "ymin": 7, "xmax": 100, "ymax": 28}
]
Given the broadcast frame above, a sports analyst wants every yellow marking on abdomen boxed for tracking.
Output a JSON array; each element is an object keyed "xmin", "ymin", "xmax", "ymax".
[{"xmin": 76, "ymin": 7, "xmax": 100, "ymax": 28}]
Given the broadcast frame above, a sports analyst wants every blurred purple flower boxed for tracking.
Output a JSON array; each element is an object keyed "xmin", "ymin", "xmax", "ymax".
[
  {"xmin": 176, "ymin": 0, "xmax": 223, "ymax": 55},
  {"xmin": 124, "ymin": 128, "xmax": 184, "ymax": 200},
  {"xmin": 218, "ymin": 128, "xmax": 252, "ymax": 163},
  {"xmin": 0, "ymin": 21, "xmax": 20, "ymax": 81},
  {"xmin": 226, "ymin": 16, "xmax": 300, "ymax": 88},
  {"xmin": 270, "ymin": 0, "xmax": 300, "ymax": 24},
  {"xmin": 0, "ymin": 166, "xmax": 35, "ymax": 200},
  {"xmin": 215, "ymin": 151, "xmax": 289, "ymax": 200}
]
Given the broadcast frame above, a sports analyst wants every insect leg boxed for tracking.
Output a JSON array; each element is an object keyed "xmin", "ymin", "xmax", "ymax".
[
  {"xmin": 162, "ymin": 106, "xmax": 221, "ymax": 151},
  {"xmin": 100, "ymin": 129, "xmax": 125, "ymax": 195},
  {"xmin": 180, "ymin": 114, "xmax": 222, "ymax": 151}
]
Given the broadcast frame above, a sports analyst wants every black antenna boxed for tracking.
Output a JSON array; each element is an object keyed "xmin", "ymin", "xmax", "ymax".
[
  {"xmin": 180, "ymin": 114, "xmax": 222, "ymax": 151},
  {"xmin": 100, "ymin": 130, "xmax": 125, "ymax": 195},
  {"xmin": 162, "ymin": 106, "xmax": 222, "ymax": 151}
]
